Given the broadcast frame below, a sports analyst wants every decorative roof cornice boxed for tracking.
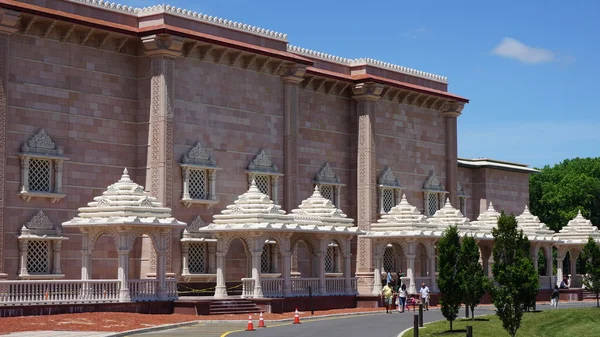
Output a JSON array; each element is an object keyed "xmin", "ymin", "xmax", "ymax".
[
  {"xmin": 287, "ymin": 45, "xmax": 448, "ymax": 83},
  {"xmin": 378, "ymin": 167, "xmax": 401, "ymax": 188},
  {"xmin": 314, "ymin": 163, "xmax": 343, "ymax": 186},
  {"xmin": 67, "ymin": 0, "xmax": 288, "ymax": 41}
]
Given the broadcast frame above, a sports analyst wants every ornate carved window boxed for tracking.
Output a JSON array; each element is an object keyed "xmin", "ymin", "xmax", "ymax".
[
  {"xmin": 246, "ymin": 150, "xmax": 282, "ymax": 202},
  {"xmin": 378, "ymin": 167, "xmax": 402, "ymax": 214},
  {"xmin": 18, "ymin": 130, "xmax": 67, "ymax": 203},
  {"xmin": 423, "ymin": 171, "xmax": 447, "ymax": 217},
  {"xmin": 383, "ymin": 245, "xmax": 396, "ymax": 273},
  {"xmin": 458, "ymin": 183, "xmax": 469, "ymax": 216},
  {"xmin": 181, "ymin": 216, "xmax": 216, "ymax": 281},
  {"xmin": 180, "ymin": 142, "xmax": 220, "ymax": 208},
  {"xmin": 314, "ymin": 163, "xmax": 344, "ymax": 207},
  {"xmin": 18, "ymin": 210, "xmax": 67, "ymax": 279},
  {"xmin": 325, "ymin": 242, "xmax": 342, "ymax": 274},
  {"xmin": 261, "ymin": 240, "xmax": 279, "ymax": 274},
  {"xmin": 188, "ymin": 243, "xmax": 206, "ymax": 273}
]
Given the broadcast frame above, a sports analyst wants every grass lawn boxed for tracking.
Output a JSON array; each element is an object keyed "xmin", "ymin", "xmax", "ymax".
[{"xmin": 402, "ymin": 307, "xmax": 600, "ymax": 336}]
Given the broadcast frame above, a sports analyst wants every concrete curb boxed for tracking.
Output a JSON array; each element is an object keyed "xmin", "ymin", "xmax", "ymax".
[{"xmin": 105, "ymin": 310, "xmax": 383, "ymax": 336}]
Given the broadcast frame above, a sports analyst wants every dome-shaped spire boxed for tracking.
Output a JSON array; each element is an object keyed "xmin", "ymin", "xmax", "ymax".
[
  {"xmin": 291, "ymin": 187, "xmax": 353, "ymax": 227},
  {"xmin": 427, "ymin": 198, "xmax": 470, "ymax": 228},
  {"xmin": 63, "ymin": 168, "xmax": 185, "ymax": 228},
  {"xmin": 212, "ymin": 179, "xmax": 287, "ymax": 224},
  {"xmin": 555, "ymin": 210, "xmax": 600, "ymax": 243},
  {"xmin": 516, "ymin": 205, "xmax": 554, "ymax": 236},
  {"xmin": 371, "ymin": 194, "xmax": 431, "ymax": 232}
]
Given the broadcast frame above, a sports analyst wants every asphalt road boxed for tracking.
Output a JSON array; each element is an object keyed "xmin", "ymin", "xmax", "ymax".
[{"xmin": 135, "ymin": 301, "xmax": 598, "ymax": 337}]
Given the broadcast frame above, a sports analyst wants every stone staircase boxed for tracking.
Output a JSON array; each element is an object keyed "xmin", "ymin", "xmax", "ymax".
[{"xmin": 209, "ymin": 299, "xmax": 262, "ymax": 315}]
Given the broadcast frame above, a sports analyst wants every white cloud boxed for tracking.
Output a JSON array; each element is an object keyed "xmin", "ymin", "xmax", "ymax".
[{"xmin": 491, "ymin": 37, "xmax": 556, "ymax": 64}]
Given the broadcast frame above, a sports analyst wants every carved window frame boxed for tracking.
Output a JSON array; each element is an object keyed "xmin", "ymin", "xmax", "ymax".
[
  {"xmin": 423, "ymin": 171, "xmax": 447, "ymax": 217},
  {"xmin": 378, "ymin": 167, "xmax": 402, "ymax": 215},
  {"xmin": 18, "ymin": 210, "xmax": 67, "ymax": 280},
  {"xmin": 314, "ymin": 163, "xmax": 344, "ymax": 207},
  {"xmin": 245, "ymin": 150, "xmax": 283, "ymax": 202},
  {"xmin": 180, "ymin": 142, "xmax": 220, "ymax": 208},
  {"xmin": 458, "ymin": 182, "xmax": 469, "ymax": 217},
  {"xmin": 325, "ymin": 242, "xmax": 342, "ymax": 275},
  {"xmin": 181, "ymin": 216, "xmax": 217, "ymax": 282},
  {"xmin": 18, "ymin": 130, "xmax": 68, "ymax": 203}
]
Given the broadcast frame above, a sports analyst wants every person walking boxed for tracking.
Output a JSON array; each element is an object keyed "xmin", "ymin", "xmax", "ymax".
[
  {"xmin": 381, "ymin": 282, "xmax": 394, "ymax": 314},
  {"xmin": 551, "ymin": 285, "xmax": 560, "ymax": 309},
  {"xmin": 398, "ymin": 283, "xmax": 407, "ymax": 313},
  {"xmin": 419, "ymin": 282, "xmax": 430, "ymax": 311}
]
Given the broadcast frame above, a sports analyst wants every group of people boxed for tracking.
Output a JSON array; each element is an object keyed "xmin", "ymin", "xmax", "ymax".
[{"xmin": 380, "ymin": 271, "xmax": 430, "ymax": 314}]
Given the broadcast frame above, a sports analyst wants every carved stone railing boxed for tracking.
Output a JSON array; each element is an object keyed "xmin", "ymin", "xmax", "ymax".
[
  {"xmin": 166, "ymin": 279, "xmax": 178, "ymax": 300},
  {"xmin": 262, "ymin": 278, "xmax": 284, "ymax": 297},
  {"xmin": 241, "ymin": 278, "xmax": 255, "ymax": 298},
  {"xmin": 0, "ymin": 279, "xmax": 120, "ymax": 305},
  {"xmin": 129, "ymin": 279, "xmax": 159, "ymax": 301},
  {"xmin": 325, "ymin": 278, "xmax": 345, "ymax": 295},
  {"xmin": 351, "ymin": 277, "xmax": 358, "ymax": 294},
  {"xmin": 538, "ymin": 276, "xmax": 554, "ymax": 290},
  {"xmin": 291, "ymin": 278, "xmax": 319, "ymax": 296}
]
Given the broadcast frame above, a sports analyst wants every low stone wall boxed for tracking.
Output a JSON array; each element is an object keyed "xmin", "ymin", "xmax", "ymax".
[{"xmin": 0, "ymin": 301, "xmax": 174, "ymax": 318}]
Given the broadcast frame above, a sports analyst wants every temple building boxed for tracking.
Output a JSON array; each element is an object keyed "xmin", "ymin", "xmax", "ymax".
[{"xmin": 0, "ymin": 0, "xmax": 561, "ymax": 309}]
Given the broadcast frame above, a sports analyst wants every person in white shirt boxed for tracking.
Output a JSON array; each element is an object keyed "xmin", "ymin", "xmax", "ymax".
[{"xmin": 419, "ymin": 283, "xmax": 430, "ymax": 311}]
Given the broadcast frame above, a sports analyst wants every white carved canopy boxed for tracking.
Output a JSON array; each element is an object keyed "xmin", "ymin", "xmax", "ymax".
[
  {"xmin": 427, "ymin": 198, "xmax": 471, "ymax": 229},
  {"xmin": 62, "ymin": 168, "xmax": 186, "ymax": 229},
  {"xmin": 471, "ymin": 202, "xmax": 500, "ymax": 231},
  {"xmin": 555, "ymin": 210, "xmax": 600, "ymax": 243},
  {"xmin": 291, "ymin": 186, "xmax": 353, "ymax": 227},
  {"xmin": 515, "ymin": 205, "xmax": 555, "ymax": 240},
  {"xmin": 370, "ymin": 194, "xmax": 433, "ymax": 232}
]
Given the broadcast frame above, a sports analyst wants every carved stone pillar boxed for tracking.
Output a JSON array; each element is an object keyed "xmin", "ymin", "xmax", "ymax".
[
  {"xmin": 207, "ymin": 242, "xmax": 216, "ymax": 274},
  {"xmin": 530, "ymin": 245, "xmax": 540, "ymax": 273},
  {"xmin": 117, "ymin": 231, "xmax": 131, "ymax": 302},
  {"xmin": 556, "ymin": 250, "xmax": 565, "ymax": 287},
  {"xmin": 215, "ymin": 252, "xmax": 227, "ymax": 298},
  {"xmin": 570, "ymin": 250, "xmax": 579, "ymax": 276},
  {"xmin": 443, "ymin": 102, "xmax": 464, "ymax": 207},
  {"xmin": 54, "ymin": 160, "xmax": 63, "ymax": 194},
  {"xmin": 282, "ymin": 251, "xmax": 292, "ymax": 296},
  {"xmin": 281, "ymin": 65, "xmax": 305, "ymax": 212},
  {"xmin": 546, "ymin": 246, "xmax": 554, "ymax": 278},
  {"xmin": 18, "ymin": 240, "xmax": 28, "ymax": 276},
  {"xmin": 180, "ymin": 242, "xmax": 190, "ymax": 275},
  {"xmin": 343, "ymin": 247, "xmax": 353, "ymax": 294},
  {"xmin": 372, "ymin": 253, "xmax": 383, "ymax": 295},
  {"xmin": 142, "ymin": 34, "xmax": 183, "ymax": 276},
  {"xmin": 0, "ymin": 9, "xmax": 19, "ymax": 277},
  {"xmin": 52, "ymin": 241, "xmax": 62, "ymax": 274},
  {"xmin": 317, "ymin": 238, "xmax": 327, "ymax": 295},
  {"xmin": 353, "ymin": 83, "xmax": 383, "ymax": 295}
]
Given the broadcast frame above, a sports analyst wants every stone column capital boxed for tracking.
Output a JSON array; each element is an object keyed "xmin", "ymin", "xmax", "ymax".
[
  {"xmin": 0, "ymin": 10, "xmax": 19, "ymax": 35},
  {"xmin": 142, "ymin": 34, "xmax": 184, "ymax": 58},
  {"xmin": 442, "ymin": 101, "xmax": 465, "ymax": 117},
  {"xmin": 280, "ymin": 64, "xmax": 306, "ymax": 83},
  {"xmin": 352, "ymin": 82, "xmax": 384, "ymax": 101}
]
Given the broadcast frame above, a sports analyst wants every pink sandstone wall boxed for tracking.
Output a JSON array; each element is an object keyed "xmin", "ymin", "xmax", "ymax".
[
  {"xmin": 458, "ymin": 166, "xmax": 530, "ymax": 220},
  {"xmin": 170, "ymin": 56, "xmax": 284, "ymax": 278},
  {"xmin": 5, "ymin": 33, "xmax": 139, "ymax": 279},
  {"xmin": 375, "ymin": 100, "xmax": 447, "ymax": 215}
]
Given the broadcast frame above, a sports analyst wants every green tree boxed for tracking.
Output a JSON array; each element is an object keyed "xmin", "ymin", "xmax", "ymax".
[
  {"xmin": 437, "ymin": 225, "xmax": 464, "ymax": 331},
  {"xmin": 459, "ymin": 235, "xmax": 487, "ymax": 319},
  {"xmin": 530, "ymin": 157, "xmax": 600, "ymax": 231},
  {"xmin": 581, "ymin": 237, "xmax": 600, "ymax": 307},
  {"xmin": 491, "ymin": 213, "xmax": 539, "ymax": 337}
]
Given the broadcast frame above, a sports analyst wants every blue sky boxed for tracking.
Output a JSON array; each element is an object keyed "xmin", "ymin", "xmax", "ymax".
[{"xmin": 119, "ymin": 0, "xmax": 600, "ymax": 169}]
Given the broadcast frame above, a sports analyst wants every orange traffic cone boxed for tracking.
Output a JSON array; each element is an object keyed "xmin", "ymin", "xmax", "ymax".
[
  {"xmin": 258, "ymin": 312, "xmax": 266, "ymax": 328},
  {"xmin": 293, "ymin": 308, "xmax": 301, "ymax": 324},
  {"xmin": 246, "ymin": 313, "xmax": 255, "ymax": 331}
]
